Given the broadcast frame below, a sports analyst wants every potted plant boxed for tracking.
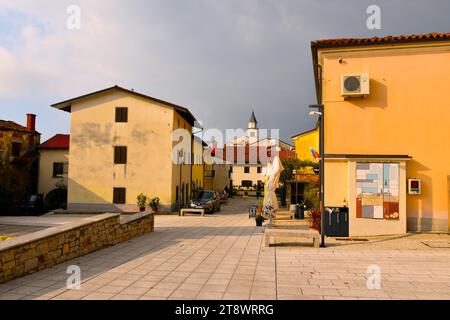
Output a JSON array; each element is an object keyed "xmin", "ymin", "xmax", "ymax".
[
  {"xmin": 255, "ymin": 213, "xmax": 264, "ymax": 226},
  {"xmin": 255, "ymin": 202, "xmax": 264, "ymax": 226},
  {"xmin": 137, "ymin": 193, "xmax": 147, "ymax": 212},
  {"xmin": 149, "ymin": 197, "xmax": 160, "ymax": 213}
]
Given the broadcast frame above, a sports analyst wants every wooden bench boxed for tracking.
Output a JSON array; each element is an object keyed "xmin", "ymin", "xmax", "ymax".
[
  {"xmin": 275, "ymin": 210, "xmax": 295, "ymax": 220},
  {"xmin": 264, "ymin": 229, "xmax": 320, "ymax": 248},
  {"xmin": 180, "ymin": 208, "xmax": 205, "ymax": 216}
]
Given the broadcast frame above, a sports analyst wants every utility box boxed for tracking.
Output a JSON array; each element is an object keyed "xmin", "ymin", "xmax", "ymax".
[{"xmin": 323, "ymin": 207, "xmax": 349, "ymax": 237}]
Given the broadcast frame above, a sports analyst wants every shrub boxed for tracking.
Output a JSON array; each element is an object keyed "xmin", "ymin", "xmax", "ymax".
[
  {"xmin": 149, "ymin": 197, "xmax": 160, "ymax": 210},
  {"xmin": 304, "ymin": 185, "xmax": 319, "ymax": 210},
  {"xmin": 310, "ymin": 208, "xmax": 321, "ymax": 232},
  {"xmin": 44, "ymin": 188, "xmax": 68, "ymax": 210},
  {"xmin": 136, "ymin": 193, "xmax": 148, "ymax": 208}
]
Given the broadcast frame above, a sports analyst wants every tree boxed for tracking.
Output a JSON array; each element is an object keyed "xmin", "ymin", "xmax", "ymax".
[{"xmin": 279, "ymin": 158, "xmax": 319, "ymax": 207}]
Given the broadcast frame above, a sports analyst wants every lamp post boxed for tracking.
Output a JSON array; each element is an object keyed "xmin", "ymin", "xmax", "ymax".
[
  {"xmin": 292, "ymin": 169, "xmax": 298, "ymax": 205},
  {"xmin": 309, "ymin": 104, "xmax": 325, "ymax": 247},
  {"xmin": 178, "ymin": 149, "xmax": 184, "ymax": 210}
]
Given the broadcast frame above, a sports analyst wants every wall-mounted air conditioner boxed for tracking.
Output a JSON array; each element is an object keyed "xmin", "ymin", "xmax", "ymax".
[{"xmin": 341, "ymin": 73, "xmax": 370, "ymax": 97}]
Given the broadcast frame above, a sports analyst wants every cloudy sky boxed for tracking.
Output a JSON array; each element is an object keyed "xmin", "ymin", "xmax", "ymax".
[{"xmin": 1, "ymin": 0, "xmax": 450, "ymax": 142}]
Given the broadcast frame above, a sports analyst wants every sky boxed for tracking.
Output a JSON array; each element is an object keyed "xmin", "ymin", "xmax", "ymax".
[{"xmin": 1, "ymin": 0, "xmax": 450, "ymax": 142}]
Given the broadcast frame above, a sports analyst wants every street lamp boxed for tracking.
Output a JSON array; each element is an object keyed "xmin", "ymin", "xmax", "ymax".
[
  {"xmin": 292, "ymin": 169, "xmax": 298, "ymax": 205},
  {"xmin": 309, "ymin": 104, "xmax": 325, "ymax": 247},
  {"xmin": 178, "ymin": 149, "xmax": 184, "ymax": 210}
]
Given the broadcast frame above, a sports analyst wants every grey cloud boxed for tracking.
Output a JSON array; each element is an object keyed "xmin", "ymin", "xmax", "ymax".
[{"xmin": 1, "ymin": 0, "xmax": 450, "ymax": 142}]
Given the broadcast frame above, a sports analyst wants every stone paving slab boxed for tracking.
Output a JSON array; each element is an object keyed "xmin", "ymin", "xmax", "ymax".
[
  {"xmin": 0, "ymin": 198, "xmax": 449, "ymax": 300},
  {"xmin": 0, "ymin": 224, "xmax": 47, "ymax": 238}
]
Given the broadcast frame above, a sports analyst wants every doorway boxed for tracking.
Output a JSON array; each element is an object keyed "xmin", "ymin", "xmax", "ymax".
[{"xmin": 290, "ymin": 182, "xmax": 305, "ymax": 205}]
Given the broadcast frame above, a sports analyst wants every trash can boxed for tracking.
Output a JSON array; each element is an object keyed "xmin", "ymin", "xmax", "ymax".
[{"xmin": 296, "ymin": 202, "xmax": 305, "ymax": 219}]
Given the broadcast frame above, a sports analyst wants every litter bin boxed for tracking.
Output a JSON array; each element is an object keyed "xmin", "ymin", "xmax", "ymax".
[{"xmin": 296, "ymin": 202, "xmax": 305, "ymax": 219}]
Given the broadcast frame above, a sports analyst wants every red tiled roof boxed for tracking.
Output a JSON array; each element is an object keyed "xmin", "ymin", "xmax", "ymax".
[
  {"xmin": 312, "ymin": 32, "xmax": 450, "ymax": 48},
  {"xmin": 215, "ymin": 145, "xmax": 294, "ymax": 163},
  {"xmin": 39, "ymin": 134, "xmax": 70, "ymax": 149},
  {"xmin": 0, "ymin": 120, "xmax": 33, "ymax": 133}
]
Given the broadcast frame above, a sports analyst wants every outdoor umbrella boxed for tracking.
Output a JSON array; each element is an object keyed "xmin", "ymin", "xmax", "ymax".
[{"xmin": 261, "ymin": 154, "xmax": 284, "ymax": 223}]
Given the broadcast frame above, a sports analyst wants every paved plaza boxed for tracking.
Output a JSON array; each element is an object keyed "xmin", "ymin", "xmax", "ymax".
[{"xmin": 0, "ymin": 199, "xmax": 449, "ymax": 300}]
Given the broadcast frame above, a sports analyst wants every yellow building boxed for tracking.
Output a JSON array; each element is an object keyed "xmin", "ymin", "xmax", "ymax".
[
  {"xmin": 203, "ymin": 158, "xmax": 231, "ymax": 192},
  {"xmin": 292, "ymin": 127, "xmax": 319, "ymax": 162},
  {"xmin": 51, "ymin": 86, "xmax": 199, "ymax": 212},
  {"xmin": 312, "ymin": 33, "xmax": 450, "ymax": 236},
  {"xmin": 38, "ymin": 134, "xmax": 69, "ymax": 197},
  {"xmin": 287, "ymin": 128, "xmax": 320, "ymax": 205},
  {"xmin": 192, "ymin": 137, "xmax": 206, "ymax": 194}
]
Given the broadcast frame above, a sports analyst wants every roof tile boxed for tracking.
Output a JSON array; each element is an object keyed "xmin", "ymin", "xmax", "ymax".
[
  {"xmin": 312, "ymin": 32, "xmax": 450, "ymax": 48},
  {"xmin": 0, "ymin": 120, "xmax": 32, "ymax": 133},
  {"xmin": 39, "ymin": 134, "xmax": 70, "ymax": 149}
]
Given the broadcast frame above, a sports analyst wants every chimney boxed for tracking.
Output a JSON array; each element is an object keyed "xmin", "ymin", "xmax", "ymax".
[{"xmin": 26, "ymin": 113, "xmax": 36, "ymax": 132}]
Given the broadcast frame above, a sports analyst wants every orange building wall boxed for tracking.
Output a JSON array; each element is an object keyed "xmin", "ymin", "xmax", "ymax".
[{"xmin": 319, "ymin": 43, "xmax": 450, "ymax": 231}]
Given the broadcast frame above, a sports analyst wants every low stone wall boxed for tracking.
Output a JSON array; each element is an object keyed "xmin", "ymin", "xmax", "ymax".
[{"xmin": 0, "ymin": 212, "xmax": 154, "ymax": 284}]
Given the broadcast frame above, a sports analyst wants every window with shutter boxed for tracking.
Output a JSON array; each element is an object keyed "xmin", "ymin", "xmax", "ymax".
[
  {"xmin": 113, "ymin": 187, "xmax": 126, "ymax": 204},
  {"xmin": 115, "ymin": 107, "xmax": 128, "ymax": 122},
  {"xmin": 114, "ymin": 146, "xmax": 127, "ymax": 164},
  {"xmin": 11, "ymin": 142, "xmax": 20, "ymax": 157}
]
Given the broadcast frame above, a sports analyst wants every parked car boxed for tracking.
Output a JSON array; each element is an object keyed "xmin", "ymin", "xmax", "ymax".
[
  {"xmin": 190, "ymin": 190, "xmax": 221, "ymax": 213},
  {"xmin": 216, "ymin": 190, "xmax": 228, "ymax": 203},
  {"xmin": 20, "ymin": 194, "xmax": 46, "ymax": 215}
]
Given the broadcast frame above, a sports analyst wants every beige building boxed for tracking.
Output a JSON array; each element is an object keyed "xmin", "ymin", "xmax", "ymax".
[
  {"xmin": 38, "ymin": 134, "xmax": 69, "ymax": 197},
  {"xmin": 203, "ymin": 155, "xmax": 232, "ymax": 192},
  {"xmin": 192, "ymin": 136, "xmax": 206, "ymax": 194},
  {"xmin": 51, "ymin": 86, "xmax": 199, "ymax": 212}
]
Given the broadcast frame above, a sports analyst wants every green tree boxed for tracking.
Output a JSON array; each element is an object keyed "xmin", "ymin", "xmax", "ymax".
[{"xmin": 279, "ymin": 158, "xmax": 319, "ymax": 207}]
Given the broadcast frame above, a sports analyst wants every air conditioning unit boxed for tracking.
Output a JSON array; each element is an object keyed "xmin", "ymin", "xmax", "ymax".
[{"xmin": 341, "ymin": 73, "xmax": 370, "ymax": 97}]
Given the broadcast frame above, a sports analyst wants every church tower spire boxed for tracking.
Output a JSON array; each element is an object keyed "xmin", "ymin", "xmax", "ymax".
[
  {"xmin": 247, "ymin": 110, "xmax": 259, "ymax": 144},
  {"xmin": 248, "ymin": 110, "xmax": 257, "ymax": 129}
]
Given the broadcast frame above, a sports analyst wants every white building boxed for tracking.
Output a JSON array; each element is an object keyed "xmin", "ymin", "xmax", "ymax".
[{"xmin": 226, "ymin": 112, "xmax": 292, "ymax": 191}]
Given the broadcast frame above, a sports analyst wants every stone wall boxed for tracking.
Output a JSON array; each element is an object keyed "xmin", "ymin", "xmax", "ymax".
[{"xmin": 0, "ymin": 212, "xmax": 154, "ymax": 284}]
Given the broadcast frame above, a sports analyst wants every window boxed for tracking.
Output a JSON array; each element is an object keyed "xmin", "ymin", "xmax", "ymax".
[
  {"xmin": 241, "ymin": 180, "xmax": 252, "ymax": 188},
  {"xmin": 257, "ymin": 166, "xmax": 262, "ymax": 174},
  {"xmin": 115, "ymin": 107, "xmax": 128, "ymax": 122},
  {"xmin": 114, "ymin": 146, "xmax": 127, "ymax": 164},
  {"xmin": 250, "ymin": 132, "xmax": 255, "ymax": 137},
  {"xmin": 244, "ymin": 166, "xmax": 250, "ymax": 174},
  {"xmin": 113, "ymin": 188, "xmax": 126, "ymax": 204},
  {"xmin": 356, "ymin": 162, "xmax": 399, "ymax": 220},
  {"xmin": 53, "ymin": 162, "xmax": 64, "ymax": 177},
  {"xmin": 11, "ymin": 142, "xmax": 20, "ymax": 157}
]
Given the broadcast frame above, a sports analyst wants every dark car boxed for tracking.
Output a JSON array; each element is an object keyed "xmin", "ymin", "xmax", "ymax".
[
  {"xmin": 20, "ymin": 194, "xmax": 46, "ymax": 216},
  {"xmin": 190, "ymin": 190, "xmax": 221, "ymax": 213}
]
